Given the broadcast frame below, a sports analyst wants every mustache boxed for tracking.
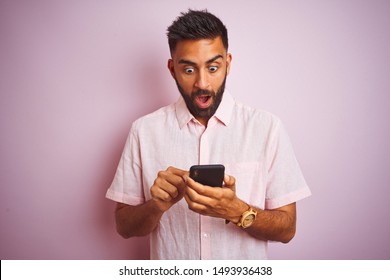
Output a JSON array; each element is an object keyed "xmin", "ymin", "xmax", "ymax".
[{"xmin": 192, "ymin": 89, "xmax": 215, "ymax": 97}]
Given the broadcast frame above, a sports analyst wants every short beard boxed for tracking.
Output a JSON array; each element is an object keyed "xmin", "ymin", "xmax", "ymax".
[{"xmin": 175, "ymin": 74, "xmax": 227, "ymax": 120}]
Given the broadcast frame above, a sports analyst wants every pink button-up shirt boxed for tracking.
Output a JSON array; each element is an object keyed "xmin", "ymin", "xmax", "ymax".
[{"xmin": 106, "ymin": 91, "xmax": 311, "ymax": 259}]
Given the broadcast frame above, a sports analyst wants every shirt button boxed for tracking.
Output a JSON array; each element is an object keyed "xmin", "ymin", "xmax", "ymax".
[{"xmin": 202, "ymin": 233, "xmax": 209, "ymax": 238}]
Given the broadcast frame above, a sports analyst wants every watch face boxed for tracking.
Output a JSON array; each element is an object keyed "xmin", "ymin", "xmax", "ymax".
[{"xmin": 243, "ymin": 214, "xmax": 255, "ymax": 228}]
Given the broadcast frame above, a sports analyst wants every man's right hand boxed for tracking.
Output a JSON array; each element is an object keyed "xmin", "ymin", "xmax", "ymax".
[{"xmin": 150, "ymin": 166, "xmax": 188, "ymax": 212}]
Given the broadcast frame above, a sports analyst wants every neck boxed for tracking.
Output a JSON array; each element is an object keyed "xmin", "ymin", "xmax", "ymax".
[{"xmin": 197, "ymin": 116, "xmax": 209, "ymax": 127}]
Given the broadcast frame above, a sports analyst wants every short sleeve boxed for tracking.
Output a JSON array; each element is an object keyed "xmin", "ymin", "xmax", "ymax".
[
  {"xmin": 105, "ymin": 124, "xmax": 145, "ymax": 205},
  {"xmin": 264, "ymin": 119, "xmax": 311, "ymax": 209}
]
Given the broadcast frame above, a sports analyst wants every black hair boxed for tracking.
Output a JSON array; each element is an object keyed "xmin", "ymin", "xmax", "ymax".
[{"xmin": 167, "ymin": 9, "xmax": 228, "ymax": 54}]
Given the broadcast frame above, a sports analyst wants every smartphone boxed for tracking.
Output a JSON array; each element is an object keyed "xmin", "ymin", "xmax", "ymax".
[{"xmin": 189, "ymin": 164, "xmax": 225, "ymax": 187}]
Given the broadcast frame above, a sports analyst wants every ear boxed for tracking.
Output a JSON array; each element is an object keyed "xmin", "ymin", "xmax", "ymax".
[
  {"xmin": 167, "ymin": 59, "xmax": 175, "ymax": 79},
  {"xmin": 226, "ymin": 53, "xmax": 232, "ymax": 75}
]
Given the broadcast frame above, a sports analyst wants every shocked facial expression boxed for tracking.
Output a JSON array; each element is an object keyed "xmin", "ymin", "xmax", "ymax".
[{"xmin": 168, "ymin": 36, "xmax": 232, "ymax": 125}]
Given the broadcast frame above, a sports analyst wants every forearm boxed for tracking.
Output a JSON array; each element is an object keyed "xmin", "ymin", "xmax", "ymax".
[
  {"xmin": 184, "ymin": 175, "xmax": 297, "ymax": 243},
  {"xmin": 115, "ymin": 200, "xmax": 164, "ymax": 238},
  {"xmin": 244, "ymin": 203, "xmax": 296, "ymax": 243},
  {"xmin": 114, "ymin": 167, "xmax": 188, "ymax": 238}
]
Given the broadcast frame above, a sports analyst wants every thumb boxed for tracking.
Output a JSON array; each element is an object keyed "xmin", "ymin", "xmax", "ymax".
[{"xmin": 223, "ymin": 174, "xmax": 236, "ymax": 190}]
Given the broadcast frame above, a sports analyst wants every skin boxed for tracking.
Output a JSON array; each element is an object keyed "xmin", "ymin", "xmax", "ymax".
[
  {"xmin": 115, "ymin": 36, "xmax": 296, "ymax": 243},
  {"xmin": 167, "ymin": 37, "xmax": 231, "ymax": 126}
]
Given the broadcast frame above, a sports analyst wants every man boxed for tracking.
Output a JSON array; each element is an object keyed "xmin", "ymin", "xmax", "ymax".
[{"xmin": 106, "ymin": 9, "xmax": 311, "ymax": 259}]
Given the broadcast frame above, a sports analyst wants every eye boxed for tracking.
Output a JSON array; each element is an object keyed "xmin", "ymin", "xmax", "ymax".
[
  {"xmin": 209, "ymin": 66, "xmax": 218, "ymax": 73},
  {"xmin": 184, "ymin": 68, "xmax": 194, "ymax": 74}
]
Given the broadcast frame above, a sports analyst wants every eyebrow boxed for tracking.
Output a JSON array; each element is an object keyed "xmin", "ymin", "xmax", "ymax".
[{"xmin": 178, "ymin": 54, "xmax": 224, "ymax": 66}]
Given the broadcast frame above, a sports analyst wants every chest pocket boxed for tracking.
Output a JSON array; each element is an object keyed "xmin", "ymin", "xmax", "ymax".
[{"xmin": 224, "ymin": 162, "xmax": 265, "ymax": 209}]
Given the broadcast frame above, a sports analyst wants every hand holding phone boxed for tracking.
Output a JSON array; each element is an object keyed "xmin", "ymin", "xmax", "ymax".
[
  {"xmin": 186, "ymin": 165, "xmax": 242, "ymax": 222},
  {"xmin": 189, "ymin": 164, "xmax": 225, "ymax": 187}
]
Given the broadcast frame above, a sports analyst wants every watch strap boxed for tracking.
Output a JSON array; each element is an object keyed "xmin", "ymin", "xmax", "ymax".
[
  {"xmin": 225, "ymin": 205, "xmax": 257, "ymax": 228},
  {"xmin": 236, "ymin": 207, "xmax": 257, "ymax": 228}
]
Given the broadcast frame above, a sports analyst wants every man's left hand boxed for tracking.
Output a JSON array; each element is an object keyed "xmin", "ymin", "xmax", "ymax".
[{"xmin": 184, "ymin": 174, "xmax": 248, "ymax": 223}]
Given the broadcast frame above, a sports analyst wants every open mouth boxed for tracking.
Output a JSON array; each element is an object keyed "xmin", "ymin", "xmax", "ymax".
[{"xmin": 195, "ymin": 95, "xmax": 212, "ymax": 109}]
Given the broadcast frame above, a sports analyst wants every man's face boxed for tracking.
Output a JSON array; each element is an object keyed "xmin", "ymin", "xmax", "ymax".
[{"xmin": 168, "ymin": 36, "xmax": 232, "ymax": 125}]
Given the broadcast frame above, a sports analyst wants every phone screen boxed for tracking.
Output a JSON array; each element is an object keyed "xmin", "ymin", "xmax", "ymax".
[{"xmin": 189, "ymin": 164, "xmax": 225, "ymax": 187}]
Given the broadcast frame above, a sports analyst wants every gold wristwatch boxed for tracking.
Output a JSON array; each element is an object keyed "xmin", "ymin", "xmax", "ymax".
[{"xmin": 236, "ymin": 207, "xmax": 257, "ymax": 228}]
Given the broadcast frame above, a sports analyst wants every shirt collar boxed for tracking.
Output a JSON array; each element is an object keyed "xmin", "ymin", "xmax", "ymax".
[{"xmin": 175, "ymin": 90, "xmax": 235, "ymax": 129}]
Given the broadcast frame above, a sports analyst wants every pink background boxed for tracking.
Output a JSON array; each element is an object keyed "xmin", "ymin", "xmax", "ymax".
[{"xmin": 1, "ymin": 0, "xmax": 389, "ymax": 260}]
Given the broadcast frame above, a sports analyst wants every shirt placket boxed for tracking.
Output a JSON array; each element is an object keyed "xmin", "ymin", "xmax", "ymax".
[{"xmin": 198, "ymin": 119, "xmax": 217, "ymax": 260}]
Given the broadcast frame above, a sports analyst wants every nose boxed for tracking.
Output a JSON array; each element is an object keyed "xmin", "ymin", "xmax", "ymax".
[{"xmin": 194, "ymin": 70, "xmax": 209, "ymax": 90}]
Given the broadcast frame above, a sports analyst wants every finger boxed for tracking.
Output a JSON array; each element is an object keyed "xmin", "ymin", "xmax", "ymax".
[
  {"xmin": 158, "ymin": 170, "xmax": 187, "ymax": 193},
  {"xmin": 185, "ymin": 176, "xmax": 214, "ymax": 194},
  {"xmin": 167, "ymin": 166, "xmax": 189, "ymax": 177},
  {"xmin": 184, "ymin": 193, "xmax": 208, "ymax": 213},
  {"xmin": 166, "ymin": 168, "xmax": 189, "ymax": 190},
  {"xmin": 185, "ymin": 184, "xmax": 213, "ymax": 204},
  {"xmin": 187, "ymin": 176, "xmax": 230, "ymax": 204},
  {"xmin": 223, "ymin": 174, "xmax": 236, "ymax": 191},
  {"xmin": 151, "ymin": 183, "xmax": 175, "ymax": 202},
  {"xmin": 185, "ymin": 179, "xmax": 226, "ymax": 209},
  {"xmin": 154, "ymin": 175, "xmax": 181, "ymax": 199}
]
